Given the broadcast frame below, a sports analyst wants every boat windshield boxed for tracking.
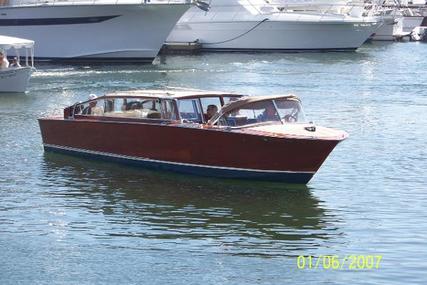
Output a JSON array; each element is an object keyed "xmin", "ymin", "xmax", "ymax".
[
  {"xmin": 215, "ymin": 98, "xmax": 305, "ymax": 127},
  {"xmin": 275, "ymin": 98, "xmax": 305, "ymax": 123}
]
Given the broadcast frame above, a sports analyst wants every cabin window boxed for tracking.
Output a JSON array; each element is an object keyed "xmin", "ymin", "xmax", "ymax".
[
  {"xmin": 200, "ymin": 97, "xmax": 221, "ymax": 122},
  {"xmin": 162, "ymin": 99, "xmax": 178, "ymax": 120},
  {"xmin": 74, "ymin": 100, "xmax": 104, "ymax": 116},
  {"xmin": 102, "ymin": 98, "xmax": 162, "ymax": 119},
  {"xmin": 178, "ymin": 99, "xmax": 203, "ymax": 123},
  {"xmin": 217, "ymin": 100, "xmax": 281, "ymax": 127},
  {"xmin": 274, "ymin": 99, "xmax": 305, "ymax": 123}
]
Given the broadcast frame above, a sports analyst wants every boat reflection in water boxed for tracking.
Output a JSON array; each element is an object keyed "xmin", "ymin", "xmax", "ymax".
[
  {"xmin": 40, "ymin": 152, "xmax": 342, "ymax": 257},
  {"xmin": 38, "ymin": 89, "xmax": 348, "ymax": 184}
]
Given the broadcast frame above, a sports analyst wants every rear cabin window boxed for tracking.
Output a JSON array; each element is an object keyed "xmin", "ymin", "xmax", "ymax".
[
  {"xmin": 75, "ymin": 98, "xmax": 176, "ymax": 121},
  {"xmin": 102, "ymin": 98, "xmax": 162, "ymax": 119}
]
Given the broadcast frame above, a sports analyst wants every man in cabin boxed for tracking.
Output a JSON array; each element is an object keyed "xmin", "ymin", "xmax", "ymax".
[
  {"xmin": 205, "ymin": 104, "xmax": 218, "ymax": 121},
  {"xmin": 0, "ymin": 51, "xmax": 9, "ymax": 69}
]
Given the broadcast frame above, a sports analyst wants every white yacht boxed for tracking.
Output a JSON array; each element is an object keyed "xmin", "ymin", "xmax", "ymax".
[
  {"xmin": 0, "ymin": 35, "xmax": 35, "ymax": 93},
  {"xmin": 369, "ymin": 0, "xmax": 427, "ymax": 40},
  {"xmin": 0, "ymin": 0, "xmax": 194, "ymax": 63},
  {"xmin": 167, "ymin": 0, "xmax": 381, "ymax": 52}
]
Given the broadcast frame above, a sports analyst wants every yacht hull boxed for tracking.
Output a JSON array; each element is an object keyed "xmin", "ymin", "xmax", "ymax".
[
  {"xmin": 371, "ymin": 16, "xmax": 396, "ymax": 41},
  {"xmin": 39, "ymin": 118, "xmax": 342, "ymax": 183},
  {"xmin": 0, "ymin": 4, "xmax": 191, "ymax": 62},
  {"xmin": 168, "ymin": 19, "xmax": 381, "ymax": 51}
]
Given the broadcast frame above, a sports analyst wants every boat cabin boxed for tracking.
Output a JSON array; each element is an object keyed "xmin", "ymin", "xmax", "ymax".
[{"xmin": 66, "ymin": 90, "xmax": 305, "ymax": 127}]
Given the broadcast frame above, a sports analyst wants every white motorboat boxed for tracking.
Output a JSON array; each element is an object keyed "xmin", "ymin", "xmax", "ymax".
[
  {"xmin": 0, "ymin": 0, "xmax": 194, "ymax": 63},
  {"xmin": 373, "ymin": 0, "xmax": 427, "ymax": 40},
  {"xmin": 0, "ymin": 35, "xmax": 35, "ymax": 93},
  {"xmin": 167, "ymin": 0, "xmax": 381, "ymax": 52}
]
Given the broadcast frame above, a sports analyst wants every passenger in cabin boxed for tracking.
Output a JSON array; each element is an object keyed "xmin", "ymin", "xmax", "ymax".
[
  {"xmin": 0, "ymin": 51, "xmax": 9, "ymax": 69},
  {"xmin": 9, "ymin": 57, "xmax": 21, "ymax": 68},
  {"xmin": 205, "ymin": 104, "xmax": 218, "ymax": 121}
]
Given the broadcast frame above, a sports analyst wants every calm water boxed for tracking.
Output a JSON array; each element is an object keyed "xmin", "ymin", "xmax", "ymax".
[{"xmin": 1, "ymin": 42, "xmax": 426, "ymax": 284}]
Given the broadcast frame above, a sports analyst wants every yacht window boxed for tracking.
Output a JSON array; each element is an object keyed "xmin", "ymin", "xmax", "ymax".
[
  {"xmin": 274, "ymin": 99, "xmax": 305, "ymax": 123},
  {"xmin": 178, "ymin": 99, "xmax": 203, "ymax": 123}
]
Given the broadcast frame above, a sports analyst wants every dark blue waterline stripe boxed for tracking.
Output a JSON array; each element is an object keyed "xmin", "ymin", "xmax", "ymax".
[
  {"xmin": 0, "ymin": 15, "xmax": 120, "ymax": 26},
  {"xmin": 43, "ymin": 145, "xmax": 314, "ymax": 184},
  {"xmin": 33, "ymin": 57, "xmax": 155, "ymax": 64},
  {"xmin": 201, "ymin": 47, "xmax": 358, "ymax": 53}
]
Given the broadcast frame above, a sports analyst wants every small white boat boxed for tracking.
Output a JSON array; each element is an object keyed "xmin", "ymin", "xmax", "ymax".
[{"xmin": 0, "ymin": 35, "xmax": 35, "ymax": 93}]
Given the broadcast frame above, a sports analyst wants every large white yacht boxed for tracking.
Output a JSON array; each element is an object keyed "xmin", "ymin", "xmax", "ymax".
[
  {"xmin": 167, "ymin": 0, "xmax": 381, "ymax": 52},
  {"xmin": 0, "ymin": 0, "xmax": 194, "ymax": 62}
]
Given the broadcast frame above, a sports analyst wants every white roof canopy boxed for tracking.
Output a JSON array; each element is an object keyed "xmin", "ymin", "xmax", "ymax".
[{"xmin": 0, "ymin": 35, "xmax": 35, "ymax": 50}]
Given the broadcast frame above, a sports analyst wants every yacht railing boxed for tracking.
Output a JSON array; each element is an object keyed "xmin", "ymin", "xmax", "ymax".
[
  {"xmin": 185, "ymin": 2, "xmax": 382, "ymax": 20},
  {"xmin": 0, "ymin": 0, "xmax": 194, "ymax": 7}
]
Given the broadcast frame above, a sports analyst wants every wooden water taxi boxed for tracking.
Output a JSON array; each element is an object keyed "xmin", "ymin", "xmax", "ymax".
[{"xmin": 38, "ymin": 89, "xmax": 348, "ymax": 183}]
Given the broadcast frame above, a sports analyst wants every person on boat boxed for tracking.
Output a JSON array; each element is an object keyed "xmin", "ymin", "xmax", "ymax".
[
  {"xmin": 258, "ymin": 105, "xmax": 278, "ymax": 122},
  {"xmin": 205, "ymin": 104, "xmax": 218, "ymax": 121},
  {"xmin": 82, "ymin": 94, "xmax": 103, "ymax": 116},
  {"xmin": 0, "ymin": 51, "xmax": 9, "ymax": 69},
  {"xmin": 9, "ymin": 57, "xmax": 21, "ymax": 68}
]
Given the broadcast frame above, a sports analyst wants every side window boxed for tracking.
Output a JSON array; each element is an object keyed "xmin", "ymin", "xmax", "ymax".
[
  {"xmin": 162, "ymin": 99, "xmax": 178, "ymax": 120},
  {"xmin": 200, "ymin": 97, "xmax": 221, "ymax": 121},
  {"xmin": 104, "ymin": 99, "xmax": 115, "ymax": 113},
  {"xmin": 178, "ymin": 99, "xmax": 203, "ymax": 123},
  {"xmin": 141, "ymin": 99, "xmax": 161, "ymax": 112},
  {"xmin": 103, "ymin": 98, "xmax": 162, "ymax": 119},
  {"xmin": 74, "ymin": 100, "xmax": 104, "ymax": 116}
]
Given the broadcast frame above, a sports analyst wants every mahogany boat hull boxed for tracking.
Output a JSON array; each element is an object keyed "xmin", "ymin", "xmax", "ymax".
[{"xmin": 38, "ymin": 118, "xmax": 342, "ymax": 184}]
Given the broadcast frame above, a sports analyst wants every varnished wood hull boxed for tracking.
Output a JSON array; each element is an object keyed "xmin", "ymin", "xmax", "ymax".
[{"xmin": 39, "ymin": 118, "xmax": 342, "ymax": 183}]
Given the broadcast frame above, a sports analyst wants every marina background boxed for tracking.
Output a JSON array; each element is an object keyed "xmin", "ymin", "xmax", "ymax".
[{"xmin": 1, "ymin": 41, "xmax": 427, "ymax": 284}]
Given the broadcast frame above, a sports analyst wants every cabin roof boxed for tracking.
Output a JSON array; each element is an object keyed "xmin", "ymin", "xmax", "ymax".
[
  {"xmin": 0, "ymin": 35, "xmax": 34, "ymax": 50},
  {"xmin": 103, "ymin": 89, "xmax": 243, "ymax": 100}
]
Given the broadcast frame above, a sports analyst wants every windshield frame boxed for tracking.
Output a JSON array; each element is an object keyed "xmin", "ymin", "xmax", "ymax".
[{"xmin": 208, "ymin": 95, "xmax": 305, "ymax": 128}]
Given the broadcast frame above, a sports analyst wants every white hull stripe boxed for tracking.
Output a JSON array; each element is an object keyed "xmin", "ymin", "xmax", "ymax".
[{"xmin": 43, "ymin": 144, "xmax": 315, "ymax": 175}]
